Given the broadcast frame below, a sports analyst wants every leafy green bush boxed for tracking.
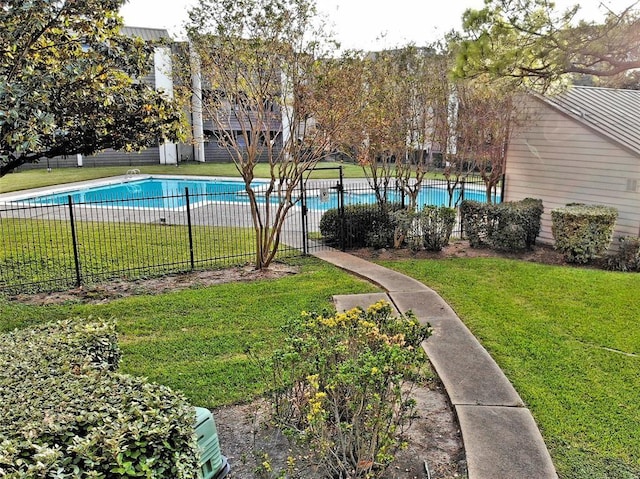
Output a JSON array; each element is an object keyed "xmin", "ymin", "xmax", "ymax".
[
  {"xmin": 607, "ymin": 236, "xmax": 640, "ymax": 272},
  {"xmin": 418, "ymin": 206, "xmax": 456, "ymax": 251},
  {"xmin": 460, "ymin": 200, "xmax": 491, "ymax": 248},
  {"xmin": 270, "ymin": 301, "xmax": 431, "ymax": 478},
  {"xmin": 390, "ymin": 209, "xmax": 417, "ymax": 249},
  {"xmin": 551, "ymin": 204, "xmax": 618, "ymax": 263},
  {"xmin": 319, "ymin": 204, "xmax": 402, "ymax": 249},
  {"xmin": 490, "ymin": 198, "xmax": 544, "ymax": 252},
  {"xmin": 461, "ymin": 198, "xmax": 543, "ymax": 252},
  {"xmin": 0, "ymin": 319, "xmax": 200, "ymax": 479}
]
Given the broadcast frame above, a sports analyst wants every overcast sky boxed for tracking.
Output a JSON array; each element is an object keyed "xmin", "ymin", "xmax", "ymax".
[{"xmin": 120, "ymin": 0, "xmax": 635, "ymax": 50}]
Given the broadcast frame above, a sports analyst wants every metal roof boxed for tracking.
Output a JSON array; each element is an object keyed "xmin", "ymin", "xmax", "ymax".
[
  {"xmin": 542, "ymin": 85, "xmax": 640, "ymax": 157},
  {"xmin": 121, "ymin": 26, "xmax": 172, "ymax": 42}
]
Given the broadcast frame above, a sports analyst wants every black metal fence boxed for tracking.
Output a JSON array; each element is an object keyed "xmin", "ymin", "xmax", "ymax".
[
  {"xmin": 1, "ymin": 174, "xmax": 499, "ymax": 294},
  {"xmin": 0, "ymin": 187, "xmax": 305, "ymax": 294}
]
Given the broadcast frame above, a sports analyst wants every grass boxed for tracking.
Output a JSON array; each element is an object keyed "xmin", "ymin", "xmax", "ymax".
[
  {"xmin": 377, "ymin": 257, "xmax": 640, "ymax": 479},
  {"xmin": 0, "ymin": 257, "xmax": 378, "ymax": 407},
  {"xmin": 0, "ymin": 161, "xmax": 451, "ymax": 194}
]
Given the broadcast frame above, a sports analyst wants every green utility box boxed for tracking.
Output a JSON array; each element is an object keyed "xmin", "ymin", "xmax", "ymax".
[{"xmin": 194, "ymin": 407, "xmax": 230, "ymax": 479}]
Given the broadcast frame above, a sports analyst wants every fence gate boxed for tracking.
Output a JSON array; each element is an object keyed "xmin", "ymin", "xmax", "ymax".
[{"xmin": 299, "ymin": 165, "xmax": 345, "ymax": 254}]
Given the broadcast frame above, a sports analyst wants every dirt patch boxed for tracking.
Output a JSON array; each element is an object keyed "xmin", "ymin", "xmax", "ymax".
[
  {"xmin": 348, "ymin": 239, "xmax": 568, "ymax": 266},
  {"xmin": 215, "ymin": 377, "xmax": 466, "ymax": 479},
  {"xmin": 8, "ymin": 263, "xmax": 299, "ymax": 305}
]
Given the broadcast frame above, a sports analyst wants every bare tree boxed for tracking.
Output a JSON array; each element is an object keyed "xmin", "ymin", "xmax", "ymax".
[
  {"xmin": 338, "ymin": 47, "xmax": 442, "ymax": 209},
  {"xmin": 184, "ymin": 0, "xmax": 358, "ymax": 268},
  {"xmin": 427, "ymin": 51, "xmax": 469, "ymax": 208},
  {"xmin": 392, "ymin": 46, "xmax": 449, "ymax": 210},
  {"xmin": 456, "ymin": 79, "xmax": 521, "ymax": 203},
  {"xmin": 339, "ymin": 50, "xmax": 404, "ymax": 206}
]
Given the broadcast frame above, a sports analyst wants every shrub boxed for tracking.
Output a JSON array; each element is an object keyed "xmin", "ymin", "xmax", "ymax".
[
  {"xmin": 418, "ymin": 206, "xmax": 456, "ymax": 251},
  {"xmin": 607, "ymin": 236, "xmax": 640, "ymax": 272},
  {"xmin": 0, "ymin": 319, "xmax": 200, "ymax": 479},
  {"xmin": 270, "ymin": 301, "xmax": 431, "ymax": 478},
  {"xmin": 390, "ymin": 209, "xmax": 416, "ymax": 249},
  {"xmin": 460, "ymin": 200, "xmax": 491, "ymax": 248},
  {"xmin": 551, "ymin": 204, "xmax": 618, "ymax": 263},
  {"xmin": 320, "ymin": 203, "xmax": 402, "ymax": 249},
  {"xmin": 461, "ymin": 198, "xmax": 543, "ymax": 252},
  {"xmin": 489, "ymin": 198, "xmax": 544, "ymax": 252}
]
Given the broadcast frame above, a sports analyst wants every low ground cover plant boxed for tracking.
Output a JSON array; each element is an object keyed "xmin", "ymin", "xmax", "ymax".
[
  {"xmin": 270, "ymin": 301, "xmax": 431, "ymax": 478},
  {"xmin": 0, "ymin": 319, "xmax": 199, "ymax": 478},
  {"xmin": 551, "ymin": 203, "xmax": 618, "ymax": 263},
  {"xmin": 607, "ymin": 236, "xmax": 640, "ymax": 272}
]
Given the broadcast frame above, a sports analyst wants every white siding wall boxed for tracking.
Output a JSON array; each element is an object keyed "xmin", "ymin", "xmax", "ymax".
[{"xmin": 505, "ymin": 96, "xmax": 640, "ymax": 248}]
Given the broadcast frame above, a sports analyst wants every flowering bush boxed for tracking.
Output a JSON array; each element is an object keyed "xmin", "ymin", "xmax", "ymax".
[{"xmin": 270, "ymin": 301, "xmax": 431, "ymax": 478}]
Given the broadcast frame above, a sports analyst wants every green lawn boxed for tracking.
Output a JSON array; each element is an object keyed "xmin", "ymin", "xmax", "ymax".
[
  {"xmin": 378, "ymin": 257, "xmax": 640, "ymax": 479},
  {"xmin": 0, "ymin": 257, "xmax": 378, "ymax": 407}
]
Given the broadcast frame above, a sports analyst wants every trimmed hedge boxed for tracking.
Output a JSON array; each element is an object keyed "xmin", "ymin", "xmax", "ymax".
[
  {"xmin": 0, "ymin": 319, "xmax": 200, "ymax": 479},
  {"xmin": 551, "ymin": 204, "xmax": 618, "ymax": 263},
  {"xmin": 320, "ymin": 203, "xmax": 402, "ymax": 249},
  {"xmin": 461, "ymin": 198, "xmax": 543, "ymax": 252},
  {"xmin": 607, "ymin": 236, "xmax": 640, "ymax": 272}
]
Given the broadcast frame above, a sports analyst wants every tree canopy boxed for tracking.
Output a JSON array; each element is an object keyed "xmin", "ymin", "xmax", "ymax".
[
  {"xmin": 454, "ymin": 0, "xmax": 640, "ymax": 90},
  {"xmin": 0, "ymin": 0, "xmax": 185, "ymax": 177}
]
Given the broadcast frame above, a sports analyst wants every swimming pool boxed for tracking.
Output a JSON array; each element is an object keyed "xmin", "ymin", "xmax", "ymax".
[
  {"xmin": 16, "ymin": 177, "xmax": 261, "ymax": 209},
  {"xmin": 14, "ymin": 176, "xmax": 495, "ymax": 210}
]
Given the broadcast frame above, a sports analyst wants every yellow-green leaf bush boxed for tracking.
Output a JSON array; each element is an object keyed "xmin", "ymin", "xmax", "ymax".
[
  {"xmin": 0, "ymin": 319, "xmax": 199, "ymax": 478},
  {"xmin": 551, "ymin": 204, "xmax": 618, "ymax": 263},
  {"xmin": 270, "ymin": 302, "xmax": 431, "ymax": 478}
]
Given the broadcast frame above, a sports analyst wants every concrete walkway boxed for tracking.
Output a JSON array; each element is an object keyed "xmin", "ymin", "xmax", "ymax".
[{"xmin": 313, "ymin": 249, "xmax": 558, "ymax": 479}]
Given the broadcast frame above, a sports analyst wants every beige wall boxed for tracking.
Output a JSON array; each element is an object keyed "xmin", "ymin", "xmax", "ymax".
[{"xmin": 505, "ymin": 96, "xmax": 640, "ymax": 248}]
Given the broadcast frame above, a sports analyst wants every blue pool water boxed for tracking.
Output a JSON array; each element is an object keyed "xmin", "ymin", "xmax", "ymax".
[
  {"xmin": 18, "ymin": 177, "xmax": 494, "ymax": 210},
  {"xmin": 20, "ymin": 178, "xmax": 258, "ymax": 209}
]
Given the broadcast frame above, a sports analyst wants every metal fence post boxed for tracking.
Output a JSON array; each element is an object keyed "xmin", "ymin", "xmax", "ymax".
[
  {"xmin": 185, "ymin": 188, "xmax": 195, "ymax": 270},
  {"xmin": 67, "ymin": 195, "xmax": 82, "ymax": 287},
  {"xmin": 338, "ymin": 166, "xmax": 346, "ymax": 251},
  {"xmin": 300, "ymin": 178, "xmax": 308, "ymax": 255}
]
